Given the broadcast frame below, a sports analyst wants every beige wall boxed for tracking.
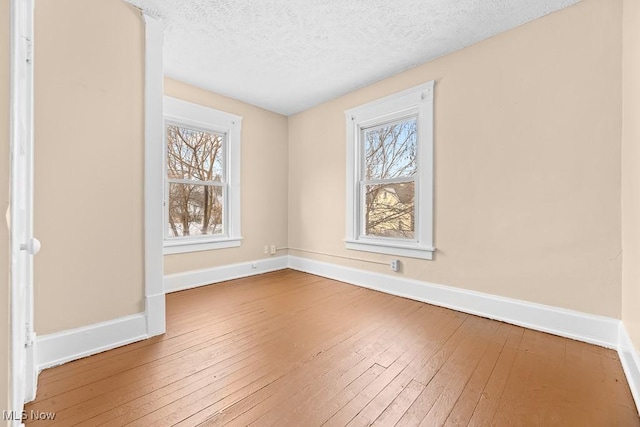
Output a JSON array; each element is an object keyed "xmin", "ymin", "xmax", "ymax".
[
  {"xmin": 288, "ymin": 0, "xmax": 623, "ymax": 318},
  {"xmin": 163, "ymin": 79, "xmax": 289, "ymax": 275},
  {"xmin": 622, "ymin": 0, "xmax": 640, "ymax": 351},
  {"xmin": 34, "ymin": 0, "xmax": 145, "ymax": 334},
  {"xmin": 0, "ymin": 0, "xmax": 9, "ymax": 419}
]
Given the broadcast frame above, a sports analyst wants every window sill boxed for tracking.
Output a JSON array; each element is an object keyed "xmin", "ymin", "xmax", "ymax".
[
  {"xmin": 163, "ymin": 237, "xmax": 242, "ymax": 255},
  {"xmin": 345, "ymin": 239, "xmax": 434, "ymax": 260}
]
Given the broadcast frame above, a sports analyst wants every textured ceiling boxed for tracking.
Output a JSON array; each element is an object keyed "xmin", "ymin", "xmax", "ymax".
[{"xmin": 127, "ymin": 0, "xmax": 579, "ymax": 116}]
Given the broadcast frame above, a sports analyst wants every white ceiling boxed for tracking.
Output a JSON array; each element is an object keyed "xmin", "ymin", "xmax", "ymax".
[{"xmin": 127, "ymin": 0, "xmax": 579, "ymax": 116}]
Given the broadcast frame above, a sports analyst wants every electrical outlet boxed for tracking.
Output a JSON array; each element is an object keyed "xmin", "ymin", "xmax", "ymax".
[
  {"xmin": 263, "ymin": 245, "xmax": 268, "ymax": 255},
  {"xmin": 390, "ymin": 259, "xmax": 400, "ymax": 272},
  {"xmin": 270, "ymin": 245, "xmax": 276, "ymax": 255}
]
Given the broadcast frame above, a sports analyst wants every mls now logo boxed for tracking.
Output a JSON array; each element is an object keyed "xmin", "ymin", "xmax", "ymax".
[{"xmin": 2, "ymin": 410, "xmax": 56, "ymax": 421}]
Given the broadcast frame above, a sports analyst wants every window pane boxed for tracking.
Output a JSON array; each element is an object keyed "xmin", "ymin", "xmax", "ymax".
[
  {"xmin": 364, "ymin": 181, "xmax": 415, "ymax": 239},
  {"xmin": 168, "ymin": 183, "xmax": 223, "ymax": 237},
  {"xmin": 167, "ymin": 124, "xmax": 224, "ymax": 182},
  {"xmin": 364, "ymin": 118, "xmax": 417, "ymax": 180}
]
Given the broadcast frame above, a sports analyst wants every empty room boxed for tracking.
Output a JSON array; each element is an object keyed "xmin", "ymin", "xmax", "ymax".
[{"xmin": 2, "ymin": 0, "xmax": 640, "ymax": 425}]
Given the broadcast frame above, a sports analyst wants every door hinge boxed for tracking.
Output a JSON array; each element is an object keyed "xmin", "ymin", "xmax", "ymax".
[
  {"xmin": 25, "ymin": 37, "xmax": 32, "ymax": 64},
  {"xmin": 25, "ymin": 323, "xmax": 33, "ymax": 348}
]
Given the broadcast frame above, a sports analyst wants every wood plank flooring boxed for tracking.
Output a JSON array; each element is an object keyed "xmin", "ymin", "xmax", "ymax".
[{"xmin": 25, "ymin": 269, "xmax": 640, "ymax": 426}]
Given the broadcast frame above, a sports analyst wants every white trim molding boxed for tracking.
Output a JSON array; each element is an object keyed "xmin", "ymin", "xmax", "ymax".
[
  {"xmin": 345, "ymin": 82, "xmax": 435, "ymax": 260},
  {"xmin": 36, "ymin": 314, "xmax": 147, "ymax": 371},
  {"xmin": 287, "ymin": 255, "xmax": 620, "ymax": 348},
  {"xmin": 163, "ymin": 96, "xmax": 243, "ymax": 255},
  {"xmin": 143, "ymin": 13, "xmax": 166, "ymax": 338},
  {"xmin": 164, "ymin": 256, "xmax": 288, "ymax": 293},
  {"xmin": 145, "ymin": 293, "xmax": 166, "ymax": 337},
  {"xmin": 619, "ymin": 324, "xmax": 640, "ymax": 415},
  {"xmin": 164, "ymin": 237, "xmax": 242, "ymax": 255}
]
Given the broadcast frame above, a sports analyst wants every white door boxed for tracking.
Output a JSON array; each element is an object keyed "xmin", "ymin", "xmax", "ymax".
[{"xmin": 9, "ymin": 0, "xmax": 37, "ymax": 419}]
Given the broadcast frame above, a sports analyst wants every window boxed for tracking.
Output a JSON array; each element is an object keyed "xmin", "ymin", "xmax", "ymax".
[
  {"xmin": 163, "ymin": 96, "xmax": 242, "ymax": 254},
  {"xmin": 345, "ymin": 82, "xmax": 434, "ymax": 260}
]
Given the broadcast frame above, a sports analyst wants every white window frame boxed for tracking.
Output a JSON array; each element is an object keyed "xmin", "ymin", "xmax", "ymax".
[
  {"xmin": 345, "ymin": 81, "xmax": 435, "ymax": 260},
  {"xmin": 163, "ymin": 96, "xmax": 242, "ymax": 255}
]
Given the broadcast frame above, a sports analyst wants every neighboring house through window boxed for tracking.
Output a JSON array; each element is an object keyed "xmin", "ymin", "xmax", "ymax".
[
  {"xmin": 163, "ymin": 96, "xmax": 242, "ymax": 254},
  {"xmin": 345, "ymin": 81, "xmax": 435, "ymax": 260}
]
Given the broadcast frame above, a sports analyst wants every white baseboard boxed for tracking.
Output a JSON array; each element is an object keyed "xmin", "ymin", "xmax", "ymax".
[
  {"xmin": 287, "ymin": 255, "xmax": 620, "ymax": 349},
  {"xmin": 619, "ymin": 324, "xmax": 640, "ymax": 415},
  {"xmin": 36, "ymin": 313, "xmax": 148, "ymax": 371},
  {"xmin": 146, "ymin": 293, "xmax": 166, "ymax": 337},
  {"xmin": 25, "ymin": 336, "xmax": 37, "ymax": 403},
  {"xmin": 163, "ymin": 255, "xmax": 289, "ymax": 293}
]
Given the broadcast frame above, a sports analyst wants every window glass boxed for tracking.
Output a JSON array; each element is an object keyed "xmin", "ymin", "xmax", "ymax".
[
  {"xmin": 364, "ymin": 118, "xmax": 417, "ymax": 180},
  {"xmin": 364, "ymin": 182, "xmax": 415, "ymax": 239},
  {"xmin": 167, "ymin": 183, "xmax": 223, "ymax": 237},
  {"xmin": 166, "ymin": 125, "xmax": 224, "ymax": 182}
]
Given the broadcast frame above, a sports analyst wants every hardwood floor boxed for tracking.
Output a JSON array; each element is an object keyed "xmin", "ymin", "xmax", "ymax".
[{"xmin": 25, "ymin": 269, "xmax": 639, "ymax": 426}]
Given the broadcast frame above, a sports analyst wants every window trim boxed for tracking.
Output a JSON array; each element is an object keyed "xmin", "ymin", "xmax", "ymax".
[
  {"xmin": 163, "ymin": 96, "xmax": 242, "ymax": 255},
  {"xmin": 344, "ymin": 81, "xmax": 435, "ymax": 260}
]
